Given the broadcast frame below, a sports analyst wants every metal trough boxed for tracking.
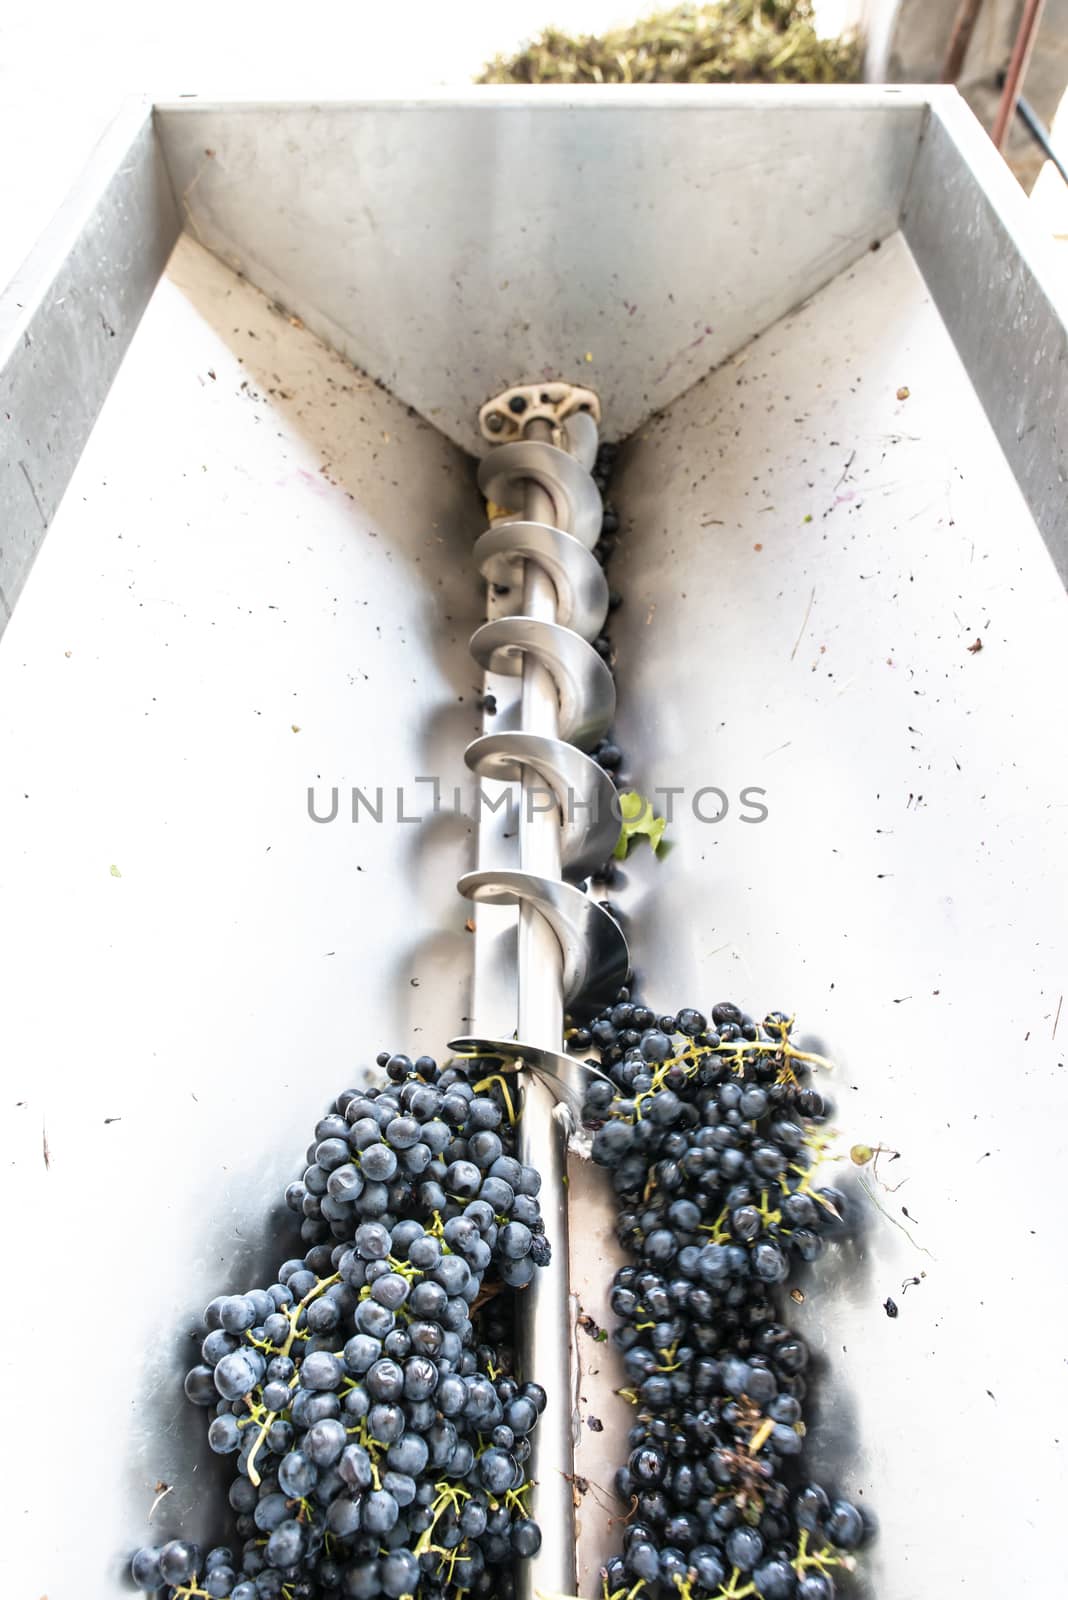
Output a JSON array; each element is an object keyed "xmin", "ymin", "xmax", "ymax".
[{"xmin": 1, "ymin": 86, "xmax": 1067, "ymax": 1600}]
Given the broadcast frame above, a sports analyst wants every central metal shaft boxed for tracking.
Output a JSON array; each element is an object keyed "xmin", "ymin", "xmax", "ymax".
[
  {"xmin": 457, "ymin": 389, "xmax": 629, "ymax": 1600},
  {"xmin": 518, "ymin": 421, "xmax": 567, "ymax": 1045},
  {"xmin": 516, "ymin": 421, "xmax": 576, "ymax": 1600}
]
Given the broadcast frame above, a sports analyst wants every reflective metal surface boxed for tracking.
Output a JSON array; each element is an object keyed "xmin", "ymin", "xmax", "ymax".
[
  {"xmin": 447, "ymin": 1037, "xmax": 614, "ymax": 1121},
  {"xmin": 510, "ymin": 419, "xmax": 579, "ymax": 1600},
  {"xmin": 473, "ymin": 520, "xmax": 610, "ymax": 641},
  {"xmin": 465, "ymin": 731, "xmax": 620, "ymax": 881},
  {"xmin": 469, "ymin": 616, "xmax": 616, "ymax": 750},
  {"xmin": 0, "ymin": 100, "xmax": 179, "ymax": 634},
  {"xmin": 902, "ymin": 90, "xmax": 1068, "ymax": 580},
  {"xmin": 154, "ymin": 89, "xmax": 928, "ymax": 455},
  {"xmin": 562, "ymin": 409, "xmax": 600, "ymax": 473},
  {"xmin": 479, "ymin": 438, "xmax": 605, "ymax": 549},
  {"xmin": 7, "ymin": 90, "xmax": 1066, "ymax": 634},
  {"xmin": 458, "ymin": 869, "xmax": 630, "ymax": 1017}
]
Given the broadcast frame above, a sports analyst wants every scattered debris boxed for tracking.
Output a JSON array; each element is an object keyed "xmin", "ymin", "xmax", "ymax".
[
  {"xmin": 565, "ymin": 1472, "xmax": 591, "ymax": 1509},
  {"xmin": 851, "ymin": 1142, "xmax": 900, "ymax": 1174},
  {"xmin": 577, "ymin": 1311, "xmax": 607, "ymax": 1342},
  {"xmin": 148, "ymin": 1482, "xmax": 173, "ymax": 1520},
  {"xmin": 883, "ymin": 1296, "xmax": 899, "ymax": 1318},
  {"xmin": 586, "ymin": 1414, "xmax": 605, "ymax": 1432},
  {"xmin": 610, "ymin": 1494, "xmax": 641, "ymax": 1528},
  {"xmin": 967, "ymin": 637, "xmax": 983, "ymax": 654},
  {"xmin": 896, "ymin": 386, "xmax": 910, "ymax": 401},
  {"xmin": 834, "ymin": 449, "xmax": 856, "ymax": 489},
  {"xmin": 614, "ymin": 792, "xmax": 667, "ymax": 860},
  {"xmin": 859, "ymin": 1174, "xmax": 934, "ymax": 1258}
]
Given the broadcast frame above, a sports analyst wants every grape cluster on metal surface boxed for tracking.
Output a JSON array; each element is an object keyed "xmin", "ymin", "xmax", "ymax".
[
  {"xmin": 131, "ymin": 1053, "xmax": 548, "ymax": 1600},
  {"xmin": 572, "ymin": 998, "xmax": 873, "ymax": 1600}
]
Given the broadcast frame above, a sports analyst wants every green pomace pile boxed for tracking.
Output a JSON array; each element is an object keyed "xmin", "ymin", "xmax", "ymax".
[{"xmin": 478, "ymin": 0, "xmax": 860, "ymax": 87}]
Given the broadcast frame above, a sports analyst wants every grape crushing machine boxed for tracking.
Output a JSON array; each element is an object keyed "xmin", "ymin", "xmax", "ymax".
[{"xmin": 2, "ymin": 87, "xmax": 1067, "ymax": 1600}]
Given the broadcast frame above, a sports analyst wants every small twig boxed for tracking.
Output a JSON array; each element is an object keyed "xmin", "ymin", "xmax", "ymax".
[
  {"xmin": 608, "ymin": 1493, "xmax": 641, "ymax": 1528},
  {"xmin": 859, "ymin": 1175, "xmax": 935, "ymax": 1259},
  {"xmin": 148, "ymin": 1482, "xmax": 173, "ymax": 1521},
  {"xmin": 834, "ymin": 449, "xmax": 856, "ymax": 490},
  {"xmin": 573, "ymin": 1474, "xmax": 625, "ymax": 1518},
  {"xmin": 790, "ymin": 587, "xmax": 816, "ymax": 662}
]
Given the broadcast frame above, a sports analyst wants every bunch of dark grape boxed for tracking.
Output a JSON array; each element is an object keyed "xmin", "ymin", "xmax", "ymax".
[
  {"xmin": 573, "ymin": 996, "xmax": 873, "ymax": 1600},
  {"xmin": 131, "ymin": 1052, "xmax": 548, "ymax": 1599}
]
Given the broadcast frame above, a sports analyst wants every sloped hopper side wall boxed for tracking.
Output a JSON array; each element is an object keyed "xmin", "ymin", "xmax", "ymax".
[
  {"xmin": 154, "ymin": 92, "xmax": 926, "ymax": 456},
  {"xmin": 0, "ymin": 235, "xmax": 489, "ymax": 1595},
  {"xmin": 568, "ymin": 230, "xmax": 1068, "ymax": 1597}
]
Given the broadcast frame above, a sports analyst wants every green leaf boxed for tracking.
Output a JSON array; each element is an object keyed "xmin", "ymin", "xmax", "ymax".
[{"xmin": 613, "ymin": 791, "xmax": 668, "ymax": 860}]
